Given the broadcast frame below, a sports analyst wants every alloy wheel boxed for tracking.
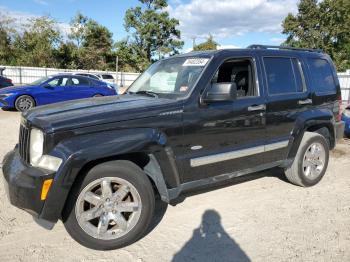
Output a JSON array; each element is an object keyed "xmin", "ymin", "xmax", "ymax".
[
  {"xmin": 17, "ymin": 97, "xmax": 34, "ymax": 111},
  {"xmin": 75, "ymin": 177, "xmax": 142, "ymax": 240},
  {"xmin": 302, "ymin": 142, "xmax": 326, "ymax": 180}
]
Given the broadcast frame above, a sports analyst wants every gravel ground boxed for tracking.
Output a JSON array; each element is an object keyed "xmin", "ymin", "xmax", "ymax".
[{"xmin": 0, "ymin": 110, "xmax": 350, "ymax": 262}]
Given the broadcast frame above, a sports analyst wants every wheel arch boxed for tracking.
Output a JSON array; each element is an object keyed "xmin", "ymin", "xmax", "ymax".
[
  {"xmin": 58, "ymin": 152, "xmax": 170, "ymax": 219},
  {"xmin": 39, "ymin": 129, "xmax": 175, "ymax": 222},
  {"xmin": 14, "ymin": 94, "xmax": 37, "ymax": 108},
  {"xmin": 70, "ymin": 152, "xmax": 169, "ymax": 201},
  {"xmin": 287, "ymin": 111, "xmax": 335, "ymax": 161}
]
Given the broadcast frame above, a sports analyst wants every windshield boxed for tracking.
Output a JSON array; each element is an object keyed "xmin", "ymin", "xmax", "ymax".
[
  {"xmin": 30, "ymin": 76, "xmax": 50, "ymax": 86},
  {"xmin": 128, "ymin": 57, "xmax": 210, "ymax": 99}
]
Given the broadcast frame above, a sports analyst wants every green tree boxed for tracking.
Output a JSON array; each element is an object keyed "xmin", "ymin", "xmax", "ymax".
[
  {"xmin": 69, "ymin": 13, "xmax": 115, "ymax": 70},
  {"xmin": 282, "ymin": 0, "xmax": 350, "ymax": 71},
  {"xmin": 193, "ymin": 35, "xmax": 219, "ymax": 51},
  {"xmin": 122, "ymin": 0, "xmax": 184, "ymax": 70},
  {"xmin": 13, "ymin": 16, "xmax": 61, "ymax": 67},
  {"xmin": 0, "ymin": 16, "xmax": 16, "ymax": 65},
  {"xmin": 69, "ymin": 12, "xmax": 88, "ymax": 48},
  {"xmin": 55, "ymin": 41, "xmax": 80, "ymax": 69},
  {"xmin": 115, "ymin": 40, "xmax": 147, "ymax": 72}
]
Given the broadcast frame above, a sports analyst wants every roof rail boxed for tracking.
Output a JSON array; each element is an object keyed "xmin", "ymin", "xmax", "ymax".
[{"xmin": 247, "ymin": 44, "xmax": 323, "ymax": 53}]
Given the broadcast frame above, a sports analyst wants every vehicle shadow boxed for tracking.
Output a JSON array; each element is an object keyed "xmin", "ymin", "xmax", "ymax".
[
  {"xmin": 172, "ymin": 210, "xmax": 251, "ymax": 262},
  {"xmin": 1, "ymin": 108, "xmax": 17, "ymax": 112}
]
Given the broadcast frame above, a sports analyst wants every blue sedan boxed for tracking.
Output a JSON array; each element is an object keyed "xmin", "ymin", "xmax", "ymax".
[
  {"xmin": 0, "ymin": 74, "xmax": 117, "ymax": 111},
  {"xmin": 342, "ymin": 105, "xmax": 350, "ymax": 137}
]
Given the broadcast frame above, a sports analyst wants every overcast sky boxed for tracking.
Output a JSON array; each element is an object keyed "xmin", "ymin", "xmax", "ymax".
[{"xmin": 0, "ymin": 0, "xmax": 299, "ymax": 51}]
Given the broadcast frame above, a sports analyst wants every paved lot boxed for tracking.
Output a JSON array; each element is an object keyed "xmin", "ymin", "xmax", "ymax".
[{"xmin": 0, "ymin": 109, "xmax": 350, "ymax": 262}]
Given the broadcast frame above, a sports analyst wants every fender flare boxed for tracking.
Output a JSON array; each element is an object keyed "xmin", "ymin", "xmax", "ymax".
[
  {"xmin": 40, "ymin": 128, "xmax": 175, "ymax": 222},
  {"xmin": 286, "ymin": 109, "xmax": 335, "ymax": 161}
]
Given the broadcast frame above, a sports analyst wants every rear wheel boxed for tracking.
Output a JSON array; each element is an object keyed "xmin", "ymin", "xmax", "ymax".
[
  {"xmin": 63, "ymin": 160, "xmax": 155, "ymax": 250},
  {"xmin": 15, "ymin": 95, "xmax": 35, "ymax": 112},
  {"xmin": 284, "ymin": 132, "xmax": 329, "ymax": 187}
]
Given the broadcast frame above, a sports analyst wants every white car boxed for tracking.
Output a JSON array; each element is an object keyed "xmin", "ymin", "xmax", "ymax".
[{"xmin": 74, "ymin": 73, "xmax": 119, "ymax": 93}]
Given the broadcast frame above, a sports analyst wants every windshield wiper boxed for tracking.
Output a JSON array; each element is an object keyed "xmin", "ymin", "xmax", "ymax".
[{"xmin": 134, "ymin": 90, "xmax": 159, "ymax": 98}]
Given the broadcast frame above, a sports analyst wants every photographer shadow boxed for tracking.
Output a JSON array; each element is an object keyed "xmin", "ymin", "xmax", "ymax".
[{"xmin": 172, "ymin": 210, "xmax": 250, "ymax": 262}]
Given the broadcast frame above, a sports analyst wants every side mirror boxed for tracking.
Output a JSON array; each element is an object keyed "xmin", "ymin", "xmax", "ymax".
[
  {"xmin": 43, "ymin": 84, "xmax": 54, "ymax": 90},
  {"xmin": 202, "ymin": 83, "xmax": 237, "ymax": 103}
]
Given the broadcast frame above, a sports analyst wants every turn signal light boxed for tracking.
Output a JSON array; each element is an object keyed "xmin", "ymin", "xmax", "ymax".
[{"xmin": 41, "ymin": 179, "xmax": 53, "ymax": 201}]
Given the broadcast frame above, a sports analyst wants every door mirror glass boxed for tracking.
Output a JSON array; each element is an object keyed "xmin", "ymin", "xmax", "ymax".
[{"xmin": 202, "ymin": 83, "xmax": 237, "ymax": 103}]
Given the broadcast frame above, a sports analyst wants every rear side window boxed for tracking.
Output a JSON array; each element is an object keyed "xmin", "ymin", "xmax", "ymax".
[
  {"xmin": 102, "ymin": 74, "xmax": 114, "ymax": 80},
  {"xmin": 263, "ymin": 57, "xmax": 304, "ymax": 95},
  {"xmin": 306, "ymin": 58, "xmax": 336, "ymax": 92},
  {"xmin": 71, "ymin": 77, "xmax": 90, "ymax": 86}
]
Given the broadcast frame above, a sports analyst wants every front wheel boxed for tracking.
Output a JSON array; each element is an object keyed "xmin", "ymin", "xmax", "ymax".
[
  {"xmin": 15, "ymin": 95, "xmax": 35, "ymax": 112},
  {"xmin": 284, "ymin": 132, "xmax": 329, "ymax": 187},
  {"xmin": 63, "ymin": 160, "xmax": 155, "ymax": 250}
]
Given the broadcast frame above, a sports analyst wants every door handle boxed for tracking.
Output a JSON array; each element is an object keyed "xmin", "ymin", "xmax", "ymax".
[
  {"xmin": 248, "ymin": 104, "xmax": 266, "ymax": 111},
  {"xmin": 298, "ymin": 99, "xmax": 313, "ymax": 105}
]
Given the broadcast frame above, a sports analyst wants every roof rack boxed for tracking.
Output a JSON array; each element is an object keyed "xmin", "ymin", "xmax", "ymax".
[{"xmin": 247, "ymin": 44, "xmax": 323, "ymax": 53}]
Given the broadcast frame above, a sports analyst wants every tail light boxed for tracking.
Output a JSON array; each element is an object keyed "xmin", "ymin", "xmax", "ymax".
[
  {"xmin": 5, "ymin": 78, "xmax": 12, "ymax": 83},
  {"xmin": 337, "ymin": 94, "xmax": 342, "ymax": 122}
]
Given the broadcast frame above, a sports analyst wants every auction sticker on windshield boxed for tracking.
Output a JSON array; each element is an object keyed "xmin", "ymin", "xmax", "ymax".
[{"xmin": 183, "ymin": 58, "xmax": 209, "ymax": 67}]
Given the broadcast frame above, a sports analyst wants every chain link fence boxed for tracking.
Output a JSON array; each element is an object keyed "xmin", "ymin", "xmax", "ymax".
[
  {"xmin": 338, "ymin": 72, "xmax": 350, "ymax": 105},
  {"xmin": 0, "ymin": 65, "xmax": 140, "ymax": 88}
]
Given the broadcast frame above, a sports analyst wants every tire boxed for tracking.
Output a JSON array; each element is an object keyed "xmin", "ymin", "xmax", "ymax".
[
  {"xmin": 93, "ymin": 94, "xmax": 103, "ymax": 97},
  {"xmin": 63, "ymin": 160, "xmax": 155, "ymax": 250},
  {"xmin": 284, "ymin": 132, "xmax": 329, "ymax": 187},
  {"xmin": 15, "ymin": 95, "xmax": 35, "ymax": 112},
  {"xmin": 145, "ymin": 197, "xmax": 168, "ymax": 236}
]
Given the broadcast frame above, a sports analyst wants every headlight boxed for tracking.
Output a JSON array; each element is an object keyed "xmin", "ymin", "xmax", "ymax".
[
  {"xmin": 0, "ymin": 93, "xmax": 14, "ymax": 98},
  {"xmin": 30, "ymin": 128, "xmax": 62, "ymax": 171},
  {"xmin": 30, "ymin": 128, "xmax": 44, "ymax": 165}
]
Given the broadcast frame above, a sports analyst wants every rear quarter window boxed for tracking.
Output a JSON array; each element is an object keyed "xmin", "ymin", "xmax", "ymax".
[
  {"xmin": 306, "ymin": 58, "xmax": 336, "ymax": 93},
  {"xmin": 263, "ymin": 57, "xmax": 304, "ymax": 95}
]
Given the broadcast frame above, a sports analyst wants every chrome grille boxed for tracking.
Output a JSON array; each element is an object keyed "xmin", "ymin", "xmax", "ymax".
[{"xmin": 19, "ymin": 124, "xmax": 30, "ymax": 164}]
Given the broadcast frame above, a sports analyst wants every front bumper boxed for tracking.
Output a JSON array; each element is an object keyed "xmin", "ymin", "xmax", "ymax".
[
  {"xmin": 335, "ymin": 121, "xmax": 345, "ymax": 140},
  {"xmin": 2, "ymin": 149, "xmax": 56, "ymax": 227},
  {"xmin": 0, "ymin": 99, "xmax": 9, "ymax": 107}
]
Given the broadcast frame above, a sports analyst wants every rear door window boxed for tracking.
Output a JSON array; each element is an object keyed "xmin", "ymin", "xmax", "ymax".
[
  {"xmin": 70, "ymin": 77, "xmax": 90, "ymax": 86},
  {"xmin": 263, "ymin": 57, "xmax": 304, "ymax": 95},
  {"xmin": 306, "ymin": 58, "xmax": 336, "ymax": 93}
]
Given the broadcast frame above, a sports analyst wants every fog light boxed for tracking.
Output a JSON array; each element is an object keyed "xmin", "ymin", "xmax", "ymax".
[{"xmin": 36, "ymin": 155, "xmax": 62, "ymax": 172}]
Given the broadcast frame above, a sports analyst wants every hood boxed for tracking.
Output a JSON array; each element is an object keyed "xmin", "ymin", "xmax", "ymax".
[
  {"xmin": 0, "ymin": 85, "xmax": 35, "ymax": 94},
  {"xmin": 24, "ymin": 94, "xmax": 180, "ymax": 133}
]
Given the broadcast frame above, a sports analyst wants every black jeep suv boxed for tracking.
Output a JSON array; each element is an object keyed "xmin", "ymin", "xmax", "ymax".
[{"xmin": 2, "ymin": 45, "xmax": 345, "ymax": 250}]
